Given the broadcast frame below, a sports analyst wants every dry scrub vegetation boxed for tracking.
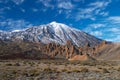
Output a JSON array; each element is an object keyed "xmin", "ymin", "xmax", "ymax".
[{"xmin": 0, "ymin": 59, "xmax": 120, "ymax": 80}]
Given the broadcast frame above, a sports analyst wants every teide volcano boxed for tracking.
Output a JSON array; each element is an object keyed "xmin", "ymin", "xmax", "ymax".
[{"xmin": 0, "ymin": 22, "xmax": 102, "ymax": 47}]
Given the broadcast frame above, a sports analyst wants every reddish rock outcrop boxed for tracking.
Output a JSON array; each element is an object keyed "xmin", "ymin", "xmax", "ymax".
[{"xmin": 68, "ymin": 54, "xmax": 88, "ymax": 61}]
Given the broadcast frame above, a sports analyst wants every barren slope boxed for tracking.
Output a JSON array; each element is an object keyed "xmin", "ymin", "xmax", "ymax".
[{"xmin": 95, "ymin": 43, "xmax": 120, "ymax": 60}]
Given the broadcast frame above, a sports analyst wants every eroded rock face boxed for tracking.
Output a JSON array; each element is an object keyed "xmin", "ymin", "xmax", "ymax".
[
  {"xmin": 66, "ymin": 41, "xmax": 108, "ymax": 61},
  {"xmin": 42, "ymin": 40, "xmax": 78, "ymax": 59}
]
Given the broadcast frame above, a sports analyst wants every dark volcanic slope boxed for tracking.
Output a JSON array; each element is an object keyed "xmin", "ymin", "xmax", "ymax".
[{"xmin": 0, "ymin": 40, "xmax": 52, "ymax": 59}]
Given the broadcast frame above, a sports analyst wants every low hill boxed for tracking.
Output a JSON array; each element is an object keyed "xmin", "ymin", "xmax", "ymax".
[{"xmin": 95, "ymin": 43, "xmax": 120, "ymax": 61}]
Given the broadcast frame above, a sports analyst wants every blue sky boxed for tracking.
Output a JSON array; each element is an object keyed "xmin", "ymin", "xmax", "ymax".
[{"xmin": 0, "ymin": 0, "xmax": 120, "ymax": 42}]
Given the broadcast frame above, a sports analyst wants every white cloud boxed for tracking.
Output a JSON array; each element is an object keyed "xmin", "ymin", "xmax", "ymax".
[
  {"xmin": 84, "ymin": 15, "xmax": 120, "ymax": 42},
  {"xmin": 73, "ymin": 0, "xmax": 84, "ymax": 2},
  {"xmin": 75, "ymin": 13, "xmax": 95, "ymax": 21},
  {"xmin": 88, "ymin": 0, "xmax": 111, "ymax": 8},
  {"xmin": 105, "ymin": 36, "xmax": 120, "ymax": 42},
  {"xmin": 84, "ymin": 23, "xmax": 104, "ymax": 37},
  {"xmin": 0, "ymin": 7, "xmax": 11, "ymax": 11},
  {"xmin": 78, "ymin": 8, "xmax": 95, "ymax": 15},
  {"xmin": 58, "ymin": 10, "xmax": 62, "ymax": 14},
  {"xmin": 58, "ymin": 1, "xmax": 74, "ymax": 9},
  {"xmin": 75, "ymin": 0, "xmax": 111, "ymax": 21},
  {"xmin": 0, "ymin": 19, "xmax": 32, "ymax": 30},
  {"xmin": 0, "ymin": 16, "xmax": 4, "ymax": 18},
  {"xmin": 90, "ymin": 31, "xmax": 103, "ymax": 36},
  {"xmin": 0, "ymin": 7, "xmax": 11, "ymax": 16},
  {"xmin": 107, "ymin": 16, "xmax": 120, "ymax": 23},
  {"xmin": 36, "ymin": 0, "xmax": 105, "ymax": 20},
  {"xmin": 99, "ymin": 12, "xmax": 109, "ymax": 16},
  {"xmin": 102, "ymin": 18, "xmax": 120, "ymax": 42},
  {"xmin": 0, "ymin": 0, "xmax": 9, "ymax": 3},
  {"xmin": 36, "ymin": 0, "xmax": 75, "ymax": 16},
  {"xmin": 20, "ymin": 8, "xmax": 25, "ymax": 12},
  {"xmin": 32, "ymin": 8, "xmax": 39, "ymax": 12},
  {"xmin": 108, "ymin": 28, "xmax": 120, "ymax": 32},
  {"xmin": 12, "ymin": 0, "xmax": 24, "ymax": 5},
  {"xmin": 89, "ymin": 24, "xmax": 105, "ymax": 29},
  {"xmin": 37, "ymin": 0, "xmax": 54, "ymax": 9},
  {"xmin": 0, "ymin": 0, "xmax": 24, "ymax": 5},
  {"xmin": 0, "ymin": 9, "xmax": 4, "ymax": 14}
]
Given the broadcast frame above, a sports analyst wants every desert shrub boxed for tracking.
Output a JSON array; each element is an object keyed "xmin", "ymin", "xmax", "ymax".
[
  {"xmin": 102, "ymin": 68, "xmax": 109, "ymax": 73},
  {"xmin": 98, "ymin": 67, "xmax": 102, "ymax": 69},
  {"xmin": 72, "ymin": 70, "xmax": 81, "ymax": 73},
  {"xmin": 61, "ymin": 69, "xmax": 68, "ymax": 72},
  {"xmin": 28, "ymin": 61, "xmax": 35, "ymax": 66},
  {"xmin": 80, "ymin": 61, "xmax": 97, "ymax": 66},
  {"xmin": 11, "ymin": 70, "xmax": 18, "ymax": 75},
  {"xmin": 24, "ymin": 69, "xmax": 40, "ymax": 77},
  {"xmin": 6, "ymin": 63, "xmax": 13, "ymax": 66},
  {"xmin": 117, "ymin": 67, "xmax": 120, "ymax": 71},
  {"xmin": 61, "ymin": 69, "xmax": 72, "ymax": 73},
  {"xmin": 14, "ymin": 63, "xmax": 20, "ymax": 66},
  {"xmin": 30, "ymin": 70, "xmax": 39, "ymax": 77},
  {"xmin": 43, "ymin": 68, "xmax": 57, "ymax": 73},
  {"xmin": 23, "ymin": 61, "xmax": 27, "ymax": 65},
  {"xmin": 81, "ymin": 68, "xmax": 89, "ymax": 72}
]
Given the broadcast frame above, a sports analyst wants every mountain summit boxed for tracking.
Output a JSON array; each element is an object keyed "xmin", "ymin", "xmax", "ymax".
[{"xmin": 0, "ymin": 22, "xmax": 102, "ymax": 47}]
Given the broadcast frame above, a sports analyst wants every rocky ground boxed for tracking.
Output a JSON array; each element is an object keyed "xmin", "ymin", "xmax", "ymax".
[{"xmin": 0, "ymin": 59, "xmax": 120, "ymax": 80}]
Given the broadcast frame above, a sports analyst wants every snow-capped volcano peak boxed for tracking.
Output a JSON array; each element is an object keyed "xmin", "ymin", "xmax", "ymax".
[
  {"xmin": 49, "ymin": 21, "xmax": 70, "ymax": 30},
  {"xmin": 0, "ymin": 22, "xmax": 102, "ymax": 47},
  {"xmin": 49, "ymin": 21, "xmax": 64, "ymax": 26},
  {"xmin": 49, "ymin": 21, "xmax": 58, "ymax": 25}
]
